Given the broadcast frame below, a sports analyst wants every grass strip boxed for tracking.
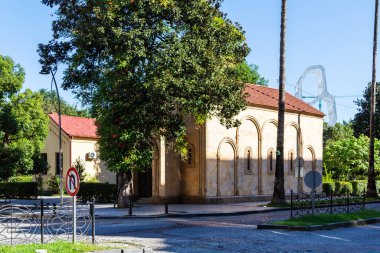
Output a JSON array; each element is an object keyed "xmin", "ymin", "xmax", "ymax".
[
  {"xmin": 272, "ymin": 209, "xmax": 380, "ymax": 226},
  {"xmin": 0, "ymin": 241, "xmax": 110, "ymax": 253}
]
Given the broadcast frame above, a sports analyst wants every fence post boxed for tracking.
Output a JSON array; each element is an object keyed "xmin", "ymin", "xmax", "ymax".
[
  {"xmin": 40, "ymin": 199, "xmax": 44, "ymax": 245},
  {"xmin": 90, "ymin": 201, "xmax": 95, "ymax": 244},
  {"xmin": 329, "ymin": 190, "xmax": 333, "ymax": 214},
  {"xmin": 363, "ymin": 189, "xmax": 366, "ymax": 209},
  {"xmin": 290, "ymin": 190, "xmax": 293, "ymax": 219},
  {"xmin": 347, "ymin": 193, "xmax": 350, "ymax": 213},
  {"xmin": 128, "ymin": 197, "xmax": 133, "ymax": 216}
]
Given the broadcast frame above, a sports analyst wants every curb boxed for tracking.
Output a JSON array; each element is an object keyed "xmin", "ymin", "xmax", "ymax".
[
  {"xmin": 257, "ymin": 218, "xmax": 380, "ymax": 231},
  {"xmin": 86, "ymin": 248, "xmax": 153, "ymax": 253},
  {"xmin": 95, "ymin": 207, "xmax": 291, "ymax": 219}
]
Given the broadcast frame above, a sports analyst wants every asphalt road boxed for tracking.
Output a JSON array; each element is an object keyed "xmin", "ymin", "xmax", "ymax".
[{"xmin": 94, "ymin": 204, "xmax": 380, "ymax": 253}]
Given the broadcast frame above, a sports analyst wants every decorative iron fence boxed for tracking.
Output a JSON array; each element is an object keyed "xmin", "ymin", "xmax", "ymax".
[
  {"xmin": 0, "ymin": 199, "xmax": 95, "ymax": 245},
  {"xmin": 290, "ymin": 190, "xmax": 366, "ymax": 218}
]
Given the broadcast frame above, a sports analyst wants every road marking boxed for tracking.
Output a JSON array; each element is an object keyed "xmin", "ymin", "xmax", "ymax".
[
  {"xmin": 271, "ymin": 231, "xmax": 295, "ymax": 236},
  {"xmin": 365, "ymin": 225, "xmax": 380, "ymax": 229},
  {"xmin": 313, "ymin": 233, "xmax": 350, "ymax": 242}
]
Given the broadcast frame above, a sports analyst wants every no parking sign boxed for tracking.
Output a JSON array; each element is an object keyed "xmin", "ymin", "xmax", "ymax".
[{"xmin": 65, "ymin": 167, "xmax": 80, "ymax": 196}]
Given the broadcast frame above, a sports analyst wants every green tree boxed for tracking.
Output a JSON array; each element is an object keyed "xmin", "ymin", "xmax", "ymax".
[
  {"xmin": 235, "ymin": 61, "xmax": 268, "ymax": 86},
  {"xmin": 352, "ymin": 83, "xmax": 380, "ymax": 139},
  {"xmin": 324, "ymin": 135, "xmax": 380, "ymax": 181},
  {"xmin": 323, "ymin": 122, "xmax": 354, "ymax": 147},
  {"xmin": 272, "ymin": 0, "xmax": 287, "ymax": 204},
  {"xmin": 0, "ymin": 55, "xmax": 49, "ymax": 180},
  {"xmin": 39, "ymin": 0, "xmax": 250, "ymax": 206},
  {"xmin": 38, "ymin": 89, "xmax": 91, "ymax": 117}
]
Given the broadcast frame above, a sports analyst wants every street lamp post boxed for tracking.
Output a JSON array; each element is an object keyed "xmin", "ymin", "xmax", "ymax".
[{"xmin": 40, "ymin": 66, "xmax": 63, "ymax": 205}]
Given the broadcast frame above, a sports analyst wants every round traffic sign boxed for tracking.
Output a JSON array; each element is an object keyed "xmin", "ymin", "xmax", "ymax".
[
  {"xmin": 65, "ymin": 167, "xmax": 80, "ymax": 196},
  {"xmin": 304, "ymin": 171, "xmax": 322, "ymax": 189},
  {"xmin": 294, "ymin": 157, "xmax": 304, "ymax": 167}
]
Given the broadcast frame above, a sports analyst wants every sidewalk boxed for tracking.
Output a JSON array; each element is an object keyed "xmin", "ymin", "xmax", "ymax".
[
  {"xmin": 94, "ymin": 201, "xmax": 288, "ymax": 218},
  {"xmin": 2, "ymin": 197, "xmax": 289, "ymax": 218}
]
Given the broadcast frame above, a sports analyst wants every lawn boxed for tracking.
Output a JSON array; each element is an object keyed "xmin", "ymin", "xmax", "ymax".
[
  {"xmin": 0, "ymin": 241, "xmax": 110, "ymax": 253},
  {"xmin": 272, "ymin": 209, "xmax": 380, "ymax": 227}
]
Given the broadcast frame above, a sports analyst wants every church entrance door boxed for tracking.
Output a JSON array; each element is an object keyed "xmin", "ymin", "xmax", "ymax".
[{"xmin": 138, "ymin": 166, "xmax": 152, "ymax": 198}]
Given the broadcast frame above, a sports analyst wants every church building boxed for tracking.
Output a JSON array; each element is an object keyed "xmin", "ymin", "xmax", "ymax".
[{"xmin": 134, "ymin": 84, "xmax": 324, "ymax": 203}]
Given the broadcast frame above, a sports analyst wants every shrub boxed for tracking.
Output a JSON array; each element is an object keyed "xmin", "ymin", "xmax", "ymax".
[
  {"xmin": 0, "ymin": 182, "xmax": 38, "ymax": 199},
  {"xmin": 47, "ymin": 175, "xmax": 60, "ymax": 194},
  {"xmin": 377, "ymin": 181, "xmax": 380, "ymax": 194},
  {"xmin": 334, "ymin": 181, "xmax": 353, "ymax": 195},
  {"xmin": 8, "ymin": 175, "xmax": 33, "ymax": 182},
  {"xmin": 78, "ymin": 182, "xmax": 116, "ymax": 203},
  {"xmin": 351, "ymin": 180, "xmax": 367, "ymax": 195},
  {"xmin": 322, "ymin": 182, "xmax": 335, "ymax": 195}
]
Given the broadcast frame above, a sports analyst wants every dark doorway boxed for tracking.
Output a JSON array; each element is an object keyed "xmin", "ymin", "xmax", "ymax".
[{"xmin": 138, "ymin": 166, "xmax": 152, "ymax": 198}]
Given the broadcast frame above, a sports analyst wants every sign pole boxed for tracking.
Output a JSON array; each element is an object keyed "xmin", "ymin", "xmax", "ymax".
[
  {"xmin": 73, "ymin": 195, "xmax": 76, "ymax": 243},
  {"xmin": 65, "ymin": 167, "xmax": 80, "ymax": 244}
]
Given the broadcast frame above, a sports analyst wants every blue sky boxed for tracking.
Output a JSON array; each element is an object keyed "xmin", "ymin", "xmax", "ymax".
[{"xmin": 0, "ymin": 1, "xmax": 377, "ymax": 123}]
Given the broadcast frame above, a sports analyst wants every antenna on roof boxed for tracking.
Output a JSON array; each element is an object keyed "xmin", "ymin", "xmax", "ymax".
[{"xmin": 294, "ymin": 65, "xmax": 337, "ymax": 126}]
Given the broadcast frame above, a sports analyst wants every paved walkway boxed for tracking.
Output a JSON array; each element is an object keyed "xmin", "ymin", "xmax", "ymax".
[
  {"xmin": 93, "ymin": 201, "xmax": 285, "ymax": 218},
  {"xmin": 2, "ymin": 197, "xmax": 286, "ymax": 218}
]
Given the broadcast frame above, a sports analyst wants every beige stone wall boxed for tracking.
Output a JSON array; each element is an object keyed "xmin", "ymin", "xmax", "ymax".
[
  {"xmin": 204, "ymin": 106, "xmax": 323, "ymax": 198},
  {"xmin": 71, "ymin": 138, "xmax": 115, "ymax": 184},
  {"xmin": 41, "ymin": 120, "xmax": 71, "ymax": 181},
  {"xmin": 180, "ymin": 117, "xmax": 205, "ymax": 197},
  {"xmin": 41, "ymin": 120, "xmax": 116, "ymax": 187}
]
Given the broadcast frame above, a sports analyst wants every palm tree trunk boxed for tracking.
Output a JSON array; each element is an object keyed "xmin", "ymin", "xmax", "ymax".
[
  {"xmin": 367, "ymin": 0, "xmax": 379, "ymax": 198},
  {"xmin": 272, "ymin": 0, "xmax": 287, "ymax": 204}
]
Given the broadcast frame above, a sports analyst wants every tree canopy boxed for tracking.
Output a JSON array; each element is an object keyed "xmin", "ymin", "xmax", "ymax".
[
  {"xmin": 352, "ymin": 82, "xmax": 380, "ymax": 139},
  {"xmin": 38, "ymin": 89, "xmax": 90, "ymax": 117},
  {"xmin": 39, "ymin": 0, "xmax": 250, "ymax": 177},
  {"xmin": 0, "ymin": 55, "xmax": 49, "ymax": 179},
  {"xmin": 324, "ymin": 135, "xmax": 380, "ymax": 181},
  {"xmin": 235, "ymin": 61, "xmax": 268, "ymax": 86},
  {"xmin": 323, "ymin": 121, "xmax": 354, "ymax": 147}
]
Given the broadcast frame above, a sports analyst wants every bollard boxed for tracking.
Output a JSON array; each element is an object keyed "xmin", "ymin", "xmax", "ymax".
[
  {"xmin": 165, "ymin": 202, "xmax": 168, "ymax": 214},
  {"xmin": 128, "ymin": 197, "xmax": 133, "ymax": 216},
  {"xmin": 290, "ymin": 190, "xmax": 293, "ymax": 219},
  {"xmin": 40, "ymin": 199, "xmax": 44, "ymax": 245},
  {"xmin": 90, "ymin": 202, "xmax": 95, "ymax": 244},
  {"xmin": 53, "ymin": 203, "xmax": 57, "ymax": 215},
  {"xmin": 329, "ymin": 190, "xmax": 333, "ymax": 214}
]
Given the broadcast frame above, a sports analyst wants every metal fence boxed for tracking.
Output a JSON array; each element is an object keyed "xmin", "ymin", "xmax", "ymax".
[
  {"xmin": 290, "ymin": 190, "xmax": 366, "ymax": 218},
  {"xmin": 0, "ymin": 199, "xmax": 95, "ymax": 245}
]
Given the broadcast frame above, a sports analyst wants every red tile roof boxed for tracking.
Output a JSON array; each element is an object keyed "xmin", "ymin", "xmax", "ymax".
[
  {"xmin": 245, "ymin": 84, "xmax": 324, "ymax": 117},
  {"xmin": 49, "ymin": 113, "xmax": 98, "ymax": 139}
]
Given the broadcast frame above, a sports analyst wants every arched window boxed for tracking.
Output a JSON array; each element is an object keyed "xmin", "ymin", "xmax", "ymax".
[
  {"xmin": 244, "ymin": 147, "xmax": 253, "ymax": 175},
  {"xmin": 267, "ymin": 149, "xmax": 275, "ymax": 174},
  {"xmin": 186, "ymin": 144, "xmax": 195, "ymax": 167},
  {"xmin": 288, "ymin": 151, "xmax": 295, "ymax": 175}
]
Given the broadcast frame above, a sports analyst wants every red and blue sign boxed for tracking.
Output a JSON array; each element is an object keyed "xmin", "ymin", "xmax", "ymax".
[{"xmin": 65, "ymin": 167, "xmax": 80, "ymax": 197}]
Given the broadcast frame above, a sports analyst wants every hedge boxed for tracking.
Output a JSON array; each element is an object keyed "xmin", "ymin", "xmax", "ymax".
[
  {"xmin": 77, "ymin": 182, "xmax": 116, "ymax": 203},
  {"xmin": 322, "ymin": 180, "xmax": 380, "ymax": 196},
  {"xmin": 322, "ymin": 182, "xmax": 334, "ymax": 194},
  {"xmin": 351, "ymin": 180, "xmax": 367, "ymax": 195},
  {"xmin": 0, "ymin": 182, "xmax": 38, "ymax": 199}
]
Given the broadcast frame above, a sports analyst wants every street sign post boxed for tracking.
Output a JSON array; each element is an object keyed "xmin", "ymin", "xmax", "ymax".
[
  {"xmin": 304, "ymin": 170, "xmax": 322, "ymax": 215},
  {"xmin": 65, "ymin": 167, "xmax": 80, "ymax": 243}
]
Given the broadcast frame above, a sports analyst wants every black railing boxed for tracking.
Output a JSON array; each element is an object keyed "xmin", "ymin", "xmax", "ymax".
[
  {"xmin": 290, "ymin": 190, "xmax": 366, "ymax": 218},
  {"xmin": 0, "ymin": 199, "xmax": 95, "ymax": 245}
]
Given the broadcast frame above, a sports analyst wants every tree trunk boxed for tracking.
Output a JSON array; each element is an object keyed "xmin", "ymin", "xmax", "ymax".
[
  {"xmin": 272, "ymin": 0, "xmax": 287, "ymax": 204},
  {"xmin": 116, "ymin": 171, "xmax": 133, "ymax": 208},
  {"xmin": 367, "ymin": 0, "xmax": 379, "ymax": 198}
]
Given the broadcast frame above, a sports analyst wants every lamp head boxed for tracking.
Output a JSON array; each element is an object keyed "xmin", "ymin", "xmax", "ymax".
[{"xmin": 39, "ymin": 65, "xmax": 50, "ymax": 75}]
